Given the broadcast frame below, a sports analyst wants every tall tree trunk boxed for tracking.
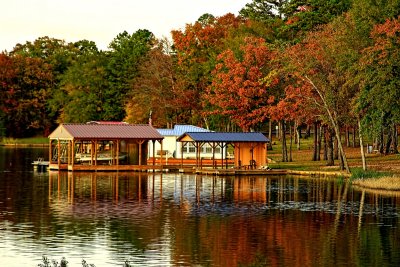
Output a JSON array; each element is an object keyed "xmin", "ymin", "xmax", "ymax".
[
  {"xmin": 316, "ymin": 124, "xmax": 321, "ymax": 161},
  {"xmin": 296, "ymin": 124, "xmax": 301, "ymax": 150},
  {"xmin": 268, "ymin": 119, "xmax": 273, "ymax": 150},
  {"xmin": 385, "ymin": 124, "xmax": 392, "ymax": 155},
  {"xmin": 338, "ymin": 147, "xmax": 344, "ymax": 171},
  {"xmin": 289, "ymin": 122, "xmax": 293, "ymax": 162},
  {"xmin": 345, "ymin": 126, "xmax": 350, "ymax": 147},
  {"xmin": 281, "ymin": 120, "xmax": 288, "ymax": 162},
  {"xmin": 352, "ymin": 125, "xmax": 356, "ymax": 148},
  {"xmin": 312, "ymin": 121, "xmax": 318, "ymax": 161},
  {"xmin": 323, "ymin": 125, "xmax": 328, "ymax": 161},
  {"xmin": 326, "ymin": 128, "xmax": 334, "ymax": 166},
  {"xmin": 334, "ymin": 135, "xmax": 339, "ymax": 160},
  {"xmin": 305, "ymin": 125, "xmax": 311, "ymax": 139},
  {"xmin": 305, "ymin": 76, "xmax": 350, "ymax": 173},
  {"xmin": 379, "ymin": 126, "xmax": 384, "ymax": 154},
  {"xmin": 358, "ymin": 118, "xmax": 367, "ymax": 171},
  {"xmin": 392, "ymin": 124, "xmax": 398, "ymax": 154}
]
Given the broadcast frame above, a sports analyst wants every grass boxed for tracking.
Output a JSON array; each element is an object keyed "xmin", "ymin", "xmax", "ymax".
[
  {"xmin": 0, "ymin": 136, "xmax": 48, "ymax": 145},
  {"xmin": 352, "ymin": 176, "xmax": 400, "ymax": 191},
  {"xmin": 268, "ymin": 135, "xmax": 400, "ymax": 190}
]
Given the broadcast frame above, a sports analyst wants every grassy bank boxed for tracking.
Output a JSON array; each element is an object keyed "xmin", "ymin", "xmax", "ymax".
[
  {"xmin": 352, "ymin": 176, "xmax": 400, "ymax": 191},
  {"xmin": 1, "ymin": 137, "xmax": 48, "ymax": 145},
  {"xmin": 267, "ymin": 137, "xmax": 400, "ymax": 190}
]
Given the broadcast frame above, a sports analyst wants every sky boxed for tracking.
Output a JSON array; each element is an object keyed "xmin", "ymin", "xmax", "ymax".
[{"xmin": 1, "ymin": 0, "xmax": 250, "ymax": 51}]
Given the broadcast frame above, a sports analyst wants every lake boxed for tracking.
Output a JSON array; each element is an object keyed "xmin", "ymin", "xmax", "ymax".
[{"xmin": 0, "ymin": 147, "xmax": 399, "ymax": 266}]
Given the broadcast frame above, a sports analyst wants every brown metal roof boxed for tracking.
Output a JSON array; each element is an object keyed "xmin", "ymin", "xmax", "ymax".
[{"xmin": 49, "ymin": 123, "xmax": 163, "ymax": 140}]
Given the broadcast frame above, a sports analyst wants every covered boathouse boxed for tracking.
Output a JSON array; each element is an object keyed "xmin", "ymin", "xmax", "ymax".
[
  {"xmin": 176, "ymin": 132, "xmax": 270, "ymax": 170},
  {"xmin": 48, "ymin": 123, "xmax": 164, "ymax": 171}
]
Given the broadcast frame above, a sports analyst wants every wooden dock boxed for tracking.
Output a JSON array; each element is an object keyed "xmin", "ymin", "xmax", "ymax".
[{"xmin": 194, "ymin": 168, "xmax": 288, "ymax": 176}]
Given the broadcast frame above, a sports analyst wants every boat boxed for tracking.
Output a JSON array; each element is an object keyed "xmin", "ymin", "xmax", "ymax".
[
  {"xmin": 76, "ymin": 152, "xmax": 127, "ymax": 163},
  {"xmin": 32, "ymin": 157, "xmax": 49, "ymax": 171}
]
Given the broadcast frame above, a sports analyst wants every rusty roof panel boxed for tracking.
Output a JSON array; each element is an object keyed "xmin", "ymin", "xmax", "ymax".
[{"xmin": 51, "ymin": 124, "xmax": 163, "ymax": 140}]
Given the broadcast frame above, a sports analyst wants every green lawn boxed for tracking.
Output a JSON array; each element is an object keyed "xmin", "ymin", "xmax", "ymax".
[{"xmin": 1, "ymin": 137, "xmax": 48, "ymax": 145}]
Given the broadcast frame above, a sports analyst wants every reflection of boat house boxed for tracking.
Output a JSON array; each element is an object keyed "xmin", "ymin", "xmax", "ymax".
[
  {"xmin": 48, "ymin": 123, "xmax": 163, "ymax": 171},
  {"xmin": 177, "ymin": 132, "xmax": 269, "ymax": 169}
]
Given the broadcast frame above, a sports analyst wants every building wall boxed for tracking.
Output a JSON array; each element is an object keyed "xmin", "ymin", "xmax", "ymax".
[
  {"xmin": 148, "ymin": 136, "xmax": 225, "ymax": 159},
  {"xmin": 234, "ymin": 143, "xmax": 267, "ymax": 167}
]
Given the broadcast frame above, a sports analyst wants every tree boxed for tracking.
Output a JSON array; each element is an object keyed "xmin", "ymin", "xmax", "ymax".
[
  {"xmin": 205, "ymin": 37, "xmax": 276, "ymax": 132},
  {"xmin": 0, "ymin": 54, "xmax": 53, "ymax": 137},
  {"xmin": 171, "ymin": 13, "xmax": 245, "ymax": 127},
  {"xmin": 107, "ymin": 29, "xmax": 155, "ymax": 120},
  {"xmin": 240, "ymin": 0, "xmax": 289, "ymax": 21},
  {"xmin": 285, "ymin": 18, "xmax": 361, "ymax": 173},
  {"xmin": 125, "ymin": 39, "xmax": 177, "ymax": 127},
  {"xmin": 357, "ymin": 17, "xmax": 400, "ymax": 155},
  {"xmin": 58, "ymin": 50, "xmax": 109, "ymax": 123}
]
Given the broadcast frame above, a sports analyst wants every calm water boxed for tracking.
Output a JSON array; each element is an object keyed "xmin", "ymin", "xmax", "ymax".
[{"xmin": 0, "ymin": 147, "xmax": 399, "ymax": 266}]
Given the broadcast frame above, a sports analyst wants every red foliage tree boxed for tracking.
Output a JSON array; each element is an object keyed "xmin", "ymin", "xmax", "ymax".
[{"xmin": 205, "ymin": 37, "xmax": 276, "ymax": 131}]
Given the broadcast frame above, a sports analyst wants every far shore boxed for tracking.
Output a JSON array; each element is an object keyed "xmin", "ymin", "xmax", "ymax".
[{"xmin": 1, "ymin": 143, "xmax": 49, "ymax": 147}]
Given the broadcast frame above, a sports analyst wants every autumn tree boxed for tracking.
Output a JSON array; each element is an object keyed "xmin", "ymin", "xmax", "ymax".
[
  {"xmin": 285, "ymin": 17, "xmax": 363, "ymax": 173},
  {"xmin": 0, "ymin": 54, "xmax": 53, "ymax": 137},
  {"xmin": 357, "ymin": 17, "xmax": 400, "ymax": 155},
  {"xmin": 205, "ymin": 37, "xmax": 275, "ymax": 132},
  {"xmin": 171, "ymin": 14, "xmax": 245, "ymax": 127},
  {"xmin": 125, "ymin": 39, "xmax": 177, "ymax": 127}
]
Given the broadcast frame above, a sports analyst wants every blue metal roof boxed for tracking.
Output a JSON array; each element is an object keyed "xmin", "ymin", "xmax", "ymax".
[
  {"xmin": 177, "ymin": 132, "xmax": 269, "ymax": 143},
  {"xmin": 157, "ymin": 125, "xmax": 210, "ymax": 136}
]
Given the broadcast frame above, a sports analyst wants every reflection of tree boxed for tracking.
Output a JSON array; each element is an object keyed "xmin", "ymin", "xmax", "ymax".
[{"xmin": 42, "ymin": 173, "xmax": 400, "ymax": 266}]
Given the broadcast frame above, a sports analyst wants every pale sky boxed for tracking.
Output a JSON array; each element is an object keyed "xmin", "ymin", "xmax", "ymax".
[{"xmin": 1, "ymin": 0, "xmax": 250, "ymax": 52}]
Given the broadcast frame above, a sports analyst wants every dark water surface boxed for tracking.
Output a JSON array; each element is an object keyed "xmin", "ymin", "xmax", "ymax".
[{"xmin": 0, "ymin": 147, "xmax": 399, "ymax": 266}]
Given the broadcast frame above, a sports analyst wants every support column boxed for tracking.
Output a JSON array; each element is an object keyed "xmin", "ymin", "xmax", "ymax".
[
  {"xmin": 57, "ymin": 139, "xmax": 61, "ymax": 167},
  {"xmin": 49, "ymin": 139, "xmax": 52, "ymax": 163},
  {"xmin": 116, "ymin": 139, "xmax": 120, "ymax": 166}
]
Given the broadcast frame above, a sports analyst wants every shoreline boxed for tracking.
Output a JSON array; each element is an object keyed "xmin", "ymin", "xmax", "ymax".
[{"xmin": 1, "ymin": 143, "xmax": 49, "ymax": 147}]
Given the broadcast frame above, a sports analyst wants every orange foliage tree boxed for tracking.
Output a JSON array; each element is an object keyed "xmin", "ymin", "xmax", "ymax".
[
  {"xmin": 171, "ymin": 14, "xmax": 245, "ymax": 127},
  {"xmin": 204, "ymin": 37, "xmax": 276, "ymax": 132}
]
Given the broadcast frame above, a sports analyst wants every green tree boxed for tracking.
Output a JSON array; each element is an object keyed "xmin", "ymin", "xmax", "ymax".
[
  {"xmin": 106, "ymin": 29, "xmax": 155, "ymax": 120},
  {"xmin": 59, "ymin": 49, "xmax": 109, "ymax": 123}
]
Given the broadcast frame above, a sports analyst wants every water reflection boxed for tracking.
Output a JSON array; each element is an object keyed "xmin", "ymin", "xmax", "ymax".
[
  {"xmin": 42, "ymin": 172, "xmax": 400, "ymax": 266},
  {"xmin": 1, "ymin": 146, "xmax": 400, "ymax": 266}
]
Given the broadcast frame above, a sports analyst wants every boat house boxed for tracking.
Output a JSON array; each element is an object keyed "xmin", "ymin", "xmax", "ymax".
[
  {"xmin": 48, "ymin": 123, "xmax": 164, "ymax": 171},
  {"xmin": 149, "ymin": 124, "xmax": 224, "ymax": 159},
  {"xmin": 177, "ymin": 132, "xmax": 269, "ymax": 169}
]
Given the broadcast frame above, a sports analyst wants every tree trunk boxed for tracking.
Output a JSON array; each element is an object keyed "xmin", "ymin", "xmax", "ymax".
[
  {"xmin": 316, "ymin": 124, "xmax": 321, "ymax": 161},
  {"xmin": 312, "ymin": 121, "xmax": 318, "ymax": 161},
  {"xmin": 281, "ymin": 120, "xmax": 288, "ymax": 162},
  {"xmin": 289, "ymin": 122, "xmax": 293, "ymax": 162},
  {"xmin": 392, "ymin": 124, "xmax": 398, "ymax": 154},
  {"xmin": 358, "ymin": 118, "xmax": 367, "ymax": 171},
  {"xmin": 385, "ymin": 124, "xmax": 392, "ymax": 155},
  {"xmin": 379, "ymin": 126, "xmax": 384, "ymax": 154},
  {"xmin": 352, "ymin": 125, "xmax": 356, "ymax": 148},
  {"xmin": 345, "ymin": 126, "xmax": 350, "ymax": 147},
  {"xmin": 305, "ymin": 76, "xmax": 350, "ymax": 173},
  {"xmin": 334, "ymin": 135, "xmax": 339, "ymax": 160},
  {"xmin": 296, "ymin": 125, "xmax": 301, "ymax": 150},
  {"xmin": 326, "ymin": 128, "xmax": 334, "ymax": 166},
  {"xmin": 323, "ymin": 125, "xmax": 328, "ymax": 161},
  {"xmin": 267, "ymin": 120, "xmax": 273, "ymax": 150},
  {"xmin": 305, "ymin": 125, "xmax": 311, "ymax": 139}
]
